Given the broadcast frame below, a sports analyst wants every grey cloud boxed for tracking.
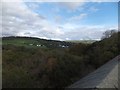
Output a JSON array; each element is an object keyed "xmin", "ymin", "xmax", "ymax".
[
  {"xmin": 57, "ymin": 2, "xmax": 84, "ymax": 11},
  {"xmin": 1, "ymin": 1, "xmax": 48, "ymax": 37},
  {"xmin": 1, "ymin": 1, "xmax": 64, "ymax": 40},
  {"xmin": 58, "ymin": 26, "xmax": 113, "ymax": 40},
  {"xmin": 1, "ymin": 1, "xmax": 117, "ymax": 40},
  {"xmin": 24, "ymin": 32, "xmax": 31, "ymax": 35}
]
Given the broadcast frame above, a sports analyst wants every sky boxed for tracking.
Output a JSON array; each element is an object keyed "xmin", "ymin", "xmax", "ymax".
[{"xmin": 1, "ymin": 0, "xmax": 119, "ymax": 41}]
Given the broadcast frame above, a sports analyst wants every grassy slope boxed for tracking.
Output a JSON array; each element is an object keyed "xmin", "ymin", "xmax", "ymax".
[
  {"xmin": 2, "ymin": 37, "xmax": 74, "ymax": 48},
  {"xmin": 2, "ymin": 37, "xmax": 45, "ymax": 49}
]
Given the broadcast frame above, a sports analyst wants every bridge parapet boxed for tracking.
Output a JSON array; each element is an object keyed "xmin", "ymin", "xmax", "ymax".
[{"xmin": 67, "ymin": 55, "xmax": 120, "ymax": 89}]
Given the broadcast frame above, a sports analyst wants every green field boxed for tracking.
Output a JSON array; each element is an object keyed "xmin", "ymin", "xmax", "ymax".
[
  {"xmin": 2, "ymin": 37, "xmax": 96, "ymax": 48},
  {"xmin": 2, "ymin": 37, "xmax": 74, "ymax": 48},
  {"xmin": 2, "ymin": 37, "xmax": 47, "ymax": 47}
]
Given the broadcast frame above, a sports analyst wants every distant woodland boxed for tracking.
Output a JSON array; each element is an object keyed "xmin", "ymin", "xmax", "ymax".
[{"xmin": 2, "ymin": 31, "xmax": 119, "ymax": 88}]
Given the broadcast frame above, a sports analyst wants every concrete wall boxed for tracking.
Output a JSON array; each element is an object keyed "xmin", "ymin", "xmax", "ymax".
[{"xmin": 67, "ymin": 55, "xmax": 120, "ymax": 89}]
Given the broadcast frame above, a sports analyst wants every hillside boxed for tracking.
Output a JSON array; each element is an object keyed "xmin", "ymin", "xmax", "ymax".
[
  {"xmin": 69, "ymin": 31, "xmax": 119, "ymax": 68},
  {"xmin": 2, "ymin": 32, "xmax": 119, "ymax": 88},
  {"xmin": 2, "ymin": 36, "xmax": 74, "ymax": 48}
]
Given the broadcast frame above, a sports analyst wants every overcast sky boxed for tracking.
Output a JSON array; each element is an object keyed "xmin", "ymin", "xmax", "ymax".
[{"xmin": 1, "ymin": 0, "xmax": 118, "ymax": 40}]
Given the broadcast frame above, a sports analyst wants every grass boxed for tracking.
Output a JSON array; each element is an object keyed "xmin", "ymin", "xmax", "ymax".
[
  {"xmin": 2, "ymin": 37, "xmax": 75, "ymax": 49},
  {"xmin": 2, "ymin": 38, "xmax": 47, "ymax": 48}
]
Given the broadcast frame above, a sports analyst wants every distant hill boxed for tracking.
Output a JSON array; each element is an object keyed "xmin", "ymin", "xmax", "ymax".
[
  {"xmin": 2, "ymin": 36, "xmax": 74, "ymax": 48},
  {"xmin": 65, "ymin": 40, "xmax": 97, "ymax": 44}
]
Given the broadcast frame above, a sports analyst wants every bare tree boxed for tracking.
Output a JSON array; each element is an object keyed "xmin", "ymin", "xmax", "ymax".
[{"xmin": 101, "ymin": 29, "xmax": 117, "ymax": 39}]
